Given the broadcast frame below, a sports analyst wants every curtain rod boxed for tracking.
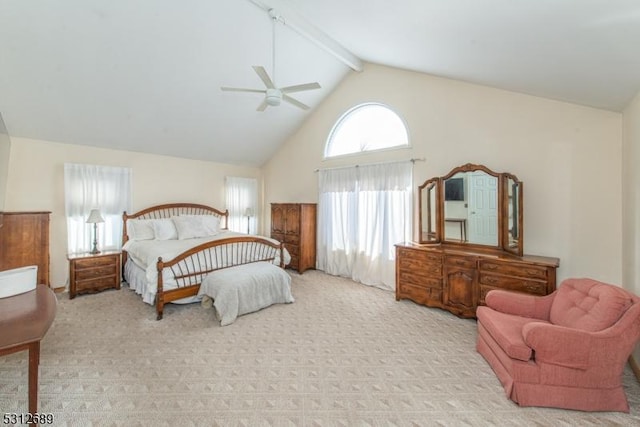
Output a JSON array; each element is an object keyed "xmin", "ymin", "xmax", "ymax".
[{"xmin": 314, "ymin": 158, "xmax": 425, "ymax": 173}]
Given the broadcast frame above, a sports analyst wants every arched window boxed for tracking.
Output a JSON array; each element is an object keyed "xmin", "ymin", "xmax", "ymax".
[{"xmin": 325, "ymin": 103, "xmax": 409, "ymax": 158}]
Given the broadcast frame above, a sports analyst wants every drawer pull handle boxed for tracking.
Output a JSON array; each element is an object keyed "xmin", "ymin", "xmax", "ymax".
[
  {"xmin": 484, "ymin": 264, "xmax": 498, "ymax": 270},
  {"xmin": 484, "ymin": 276, "xmax": 497, "ymax": 284},
  {"xmin": 525, "ymin": 269, "xmax": 543, "ymax": 276}
]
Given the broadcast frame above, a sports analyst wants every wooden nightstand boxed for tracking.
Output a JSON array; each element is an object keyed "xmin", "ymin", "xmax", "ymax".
[{"xmin": 68, "ymin": 251, "xmax": 121, "ymax": 299}]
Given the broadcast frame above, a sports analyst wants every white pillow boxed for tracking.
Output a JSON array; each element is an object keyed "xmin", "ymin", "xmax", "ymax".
[
  {"xmin": 200, "ymin": 215, "xmax": 221, "ymax": 235},
  {"xmin": 172, "ymin": 216, "xmax": 209, "ymax": 240},
  {"xmin": 127, "ymin": 219, "xmax": 155, "ymax": 241},
  {"xmin": 172, "ymin": 215, "xmax": 221, "ymax": 239},
  {"xmin": 152, "ymin": 218, "xmax": 178, "ymax": 240}
]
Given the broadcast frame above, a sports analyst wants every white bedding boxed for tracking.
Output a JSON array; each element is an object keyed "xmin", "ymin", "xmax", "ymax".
[
  {"xmin": 199, "ymin": 261, "xmax": 294, "ymax": 326},
  {"xmin": 123, "ymin": 231, "xmax": 290, "ymax": 305}
]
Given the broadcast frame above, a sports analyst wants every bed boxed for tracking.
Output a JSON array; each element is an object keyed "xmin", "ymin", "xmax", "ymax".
[{"xmin": 122, "ymin": 203, "xmax": 290, "ymax": 319}]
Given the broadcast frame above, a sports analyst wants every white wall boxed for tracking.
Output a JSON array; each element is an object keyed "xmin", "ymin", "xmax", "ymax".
[
  {"xmin": 263, "ymin": 63, "xmax": 623, "ymax": 284},
  {"xmin": 623, "ymin": 90, "xmax": 640, "ymax": 296},
  {"xmin": 4, "ymin": 137, "xmax": 261, "ymax": 287},
  {"xmin": 0, "ymin": 113, "xmax": 10, "ymax": 212},
  {"xmin": 622, "ymin": 90, "xmax": 640, "ymax": 363}
]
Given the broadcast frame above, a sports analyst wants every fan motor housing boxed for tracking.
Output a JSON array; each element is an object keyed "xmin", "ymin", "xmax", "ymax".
[{"xmin": 266, "ymin": 88, "xmax": 282, "ymax": 106}]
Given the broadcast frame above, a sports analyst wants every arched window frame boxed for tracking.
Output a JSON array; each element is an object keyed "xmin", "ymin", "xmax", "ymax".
[{"xmin": 324, "ymin": 102, "xmax": 410, "ymax": 159}]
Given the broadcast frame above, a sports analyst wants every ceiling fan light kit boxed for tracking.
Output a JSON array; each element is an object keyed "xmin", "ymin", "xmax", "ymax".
[
  {"xmin": 265, "ymin": 88, "xmax": 282, "ymax": 106},
  {"xmin": 221, "ymin": 8, "xmax": 321, "ymax": 111}
]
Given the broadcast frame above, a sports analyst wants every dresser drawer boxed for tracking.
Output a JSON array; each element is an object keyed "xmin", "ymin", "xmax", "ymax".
[
  {"xmin": 444, "ymin": 255, "xmax": 476, "ymax": 269},
  {"xmin": 479, "ymin": 260, "xmax": 548, "ymax": 280},
  {"xmin": 398, "ymin": 270, "xmax": 442, "ymax": 289},
  {"xmin": 397, "ymin": 282, "xmax": 442, "ymax": 306},
  {"xmin": 397, "ymin": 247, "xmax": 442, "ymax": 263},
  {"xmin": 398, "ymin": 258, "xmax": 442, "ymax": 277},
  {"xmin": 479, "ymin": 273, "xmax": 547, "ymax": 295}
]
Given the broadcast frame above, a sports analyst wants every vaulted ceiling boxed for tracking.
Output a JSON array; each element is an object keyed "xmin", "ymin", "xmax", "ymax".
[{"xmin": 1, "ymin": 0, "xmax": 639, "ymax": 166}]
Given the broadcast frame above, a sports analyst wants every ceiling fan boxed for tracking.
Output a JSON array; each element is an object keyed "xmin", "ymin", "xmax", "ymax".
[{"xmin": 221, "ymin": 9, "xmax": 321, "ymax": 111}]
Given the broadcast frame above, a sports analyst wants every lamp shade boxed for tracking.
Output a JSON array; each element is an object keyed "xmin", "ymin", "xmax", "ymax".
[
  {"xmin": 244, "ymin": 207, "xmax": 254, "ymax": 217},
  {"xmin": 86, "ymin": 208, "xmax": 105, "ymax": 224}
]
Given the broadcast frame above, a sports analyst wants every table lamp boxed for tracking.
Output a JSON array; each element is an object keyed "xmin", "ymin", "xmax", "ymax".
[
  {"xmin": 244, "ymin": 207, "xmax": 254, "ymax": 234},
  {"xmin": 86, "ymin": 208, "xmax": 105, "ymax": 254}
]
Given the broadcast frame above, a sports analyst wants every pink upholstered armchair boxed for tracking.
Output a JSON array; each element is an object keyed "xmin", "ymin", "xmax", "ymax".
[{"xmin": 476, "ymin": 278, "xmax": 640, "ymax": 412}]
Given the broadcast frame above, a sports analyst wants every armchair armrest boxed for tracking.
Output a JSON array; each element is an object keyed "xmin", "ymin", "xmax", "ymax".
[
  {"xmin": 485, "ymin": 290, "xmax": 555, "ymax": 320},
  {"xmin": 523, "ymin": 322, "xmax": 592, "ymax": 369}
]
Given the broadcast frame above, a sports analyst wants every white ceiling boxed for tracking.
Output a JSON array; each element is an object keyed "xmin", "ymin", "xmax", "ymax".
[{"xmin": 1, "ymin": 0, "xmax": 639, "ymax": 167}]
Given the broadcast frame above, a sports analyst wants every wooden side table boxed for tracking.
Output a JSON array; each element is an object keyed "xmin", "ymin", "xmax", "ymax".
[
  {"xmin": 445, "ymin": 218, "xmax": 467, "ymax": 242},
  {"xmin": 68, "ymin": 251, "xmax": 121, "ymax": 299},
  {"xmin": 0, "ymin": 285, "xmax": 57, "ymax": 417}
]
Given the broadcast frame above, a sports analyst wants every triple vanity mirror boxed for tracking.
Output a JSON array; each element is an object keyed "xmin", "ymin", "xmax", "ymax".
[{"xmin": 418, "ymin": 163, "xmax": 523, "ymax": 256}]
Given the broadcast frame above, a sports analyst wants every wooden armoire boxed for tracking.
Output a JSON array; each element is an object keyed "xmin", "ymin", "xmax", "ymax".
[
  {"xmin": 0, "ymin": 211, "xmax": 51, "ymax": 286},
  {"xmin": 270, "ymin": 203, "xmax": 316, "ymax": 273}
]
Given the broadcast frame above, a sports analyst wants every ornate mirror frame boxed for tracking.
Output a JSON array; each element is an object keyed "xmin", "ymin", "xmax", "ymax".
[
  {"xmin": 418, "ymin": 163, "xmax": 524, "ymax": 256},
  {"xmin": 418, "ymin": 177, "xmax": 440, "ymax": 244}
]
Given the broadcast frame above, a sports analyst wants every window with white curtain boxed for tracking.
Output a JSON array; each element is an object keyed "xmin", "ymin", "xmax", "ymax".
[
  {"xmin": 64, "ymin": 163, "xmax": 132, "ymax": 255},
  {"xmin": 225, "ymin": 176, "xmax": 258, "ymax": 234},
  {"xmin": 317, "ymin": 161, "xmax": 413, "ymax": 290}
]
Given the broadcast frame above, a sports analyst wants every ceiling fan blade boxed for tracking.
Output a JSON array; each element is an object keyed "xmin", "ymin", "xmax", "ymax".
[
  {"xmin": 252, "ymin": 66, "xmax": 275, "ymax": 89},
  {"xmin": 256, "ymin": 99, "xmax": 269, "ymax": 112},
  {"xmin": 221, "ymin": 87, "xmax": 266, "ymax": 93},
  {"xmin": 283, "ymin": 94, "xmax": 310, "ymax": 110},
  {"xmin": 281, "ymin": 82, "xmax": 321, "ymax": 94}
]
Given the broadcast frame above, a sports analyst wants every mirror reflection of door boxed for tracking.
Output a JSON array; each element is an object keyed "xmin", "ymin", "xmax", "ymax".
[{"xmin": 468, "ymin": 172, "xmax": 498, "ymax": 245}]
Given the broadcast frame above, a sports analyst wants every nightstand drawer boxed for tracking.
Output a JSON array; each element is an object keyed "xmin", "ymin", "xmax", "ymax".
[
  {"xmin": 76, "ymin": 275, "xmax": 118, "ymax": 291},
  {"xmin": 75, "ymin": 265, "xmax": 117, "ymax": 280},
  {"xmin": 74, "ymin": 255, "xmax": 117, "ymax": 268}
]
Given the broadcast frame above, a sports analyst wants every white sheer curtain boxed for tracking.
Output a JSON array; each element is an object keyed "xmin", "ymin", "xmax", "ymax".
[
  {"xmin": 64, "ymin": 163, "xmax": 132, "ymax": 255},
  {"xmin": 225, "ymin": 176, "xmax": 258, "ymax": 234},
  {"xmin": 317, "ymin": 161, "xmax": 413, "ymax": 290}
]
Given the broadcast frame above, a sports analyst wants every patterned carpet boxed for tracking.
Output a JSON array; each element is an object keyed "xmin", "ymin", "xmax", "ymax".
[{"xmin": 1, "ymin": 270, "xmax": 639, "ymax": 426}]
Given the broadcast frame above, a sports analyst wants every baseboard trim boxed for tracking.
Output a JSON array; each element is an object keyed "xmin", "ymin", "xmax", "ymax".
[{"xmin": 630, "ymin": 354, "xmax": 640, "ymax": 382}]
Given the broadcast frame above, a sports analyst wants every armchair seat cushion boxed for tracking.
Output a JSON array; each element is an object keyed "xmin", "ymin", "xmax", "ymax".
[{"xmin": 476, "ymin": 306, "xmax": 543, "ymax": 362}]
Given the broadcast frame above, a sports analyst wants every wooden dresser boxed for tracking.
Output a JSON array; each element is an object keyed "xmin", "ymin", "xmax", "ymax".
[
  {"xmin": 270, "ymin": 203, "xmax": 316, "ymax": 273},
  {"xmin": 0, "ymin": 211, "xmax": 51, "ymax": 286},
  {"xmin": 396, "ymin": 242, "xmax": 559, "ymax": 318}
]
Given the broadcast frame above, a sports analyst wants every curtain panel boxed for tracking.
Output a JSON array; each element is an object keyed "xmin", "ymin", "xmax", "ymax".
[
  {"xmin": 64, "ymin": 163, "xmax": 132, "ymax": 255},
  {"xmin": 317, "ymin": 161, "xmax": 413, "ymax": 290},
  {"xmin": 225, "ymin": 176, "xmax": 258, "ymax": 234}
]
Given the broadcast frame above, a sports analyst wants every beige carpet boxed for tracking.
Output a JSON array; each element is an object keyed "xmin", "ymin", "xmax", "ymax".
[{"xmin": 1, "ymin": 270, "xmax": 639, "ymax": 426}]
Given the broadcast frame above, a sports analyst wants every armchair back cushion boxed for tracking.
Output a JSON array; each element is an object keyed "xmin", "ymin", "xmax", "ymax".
[{"xmin": 549, "ymin": 278, "xmax": 634, "ymax": 332}]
